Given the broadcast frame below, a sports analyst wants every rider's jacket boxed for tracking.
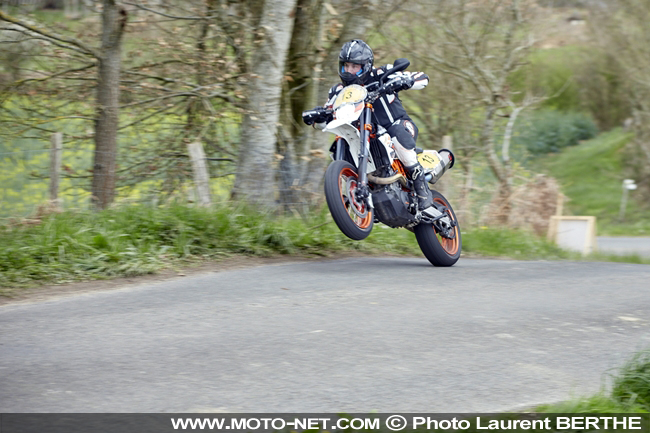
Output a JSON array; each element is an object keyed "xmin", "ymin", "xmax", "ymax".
[{"xmin": 325, "ymin": 64, "xmax": 429, "ymax": 129}]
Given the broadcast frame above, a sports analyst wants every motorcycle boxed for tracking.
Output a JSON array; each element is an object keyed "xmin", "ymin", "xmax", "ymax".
[{"xmin": 303, "ymin": 58, "xmax": 461, "ymax": 266}]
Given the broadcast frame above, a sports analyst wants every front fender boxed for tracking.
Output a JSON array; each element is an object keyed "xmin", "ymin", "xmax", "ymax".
[{"xmin": 322, "ymin": 122, "xmax": 376, "ymax": 173}]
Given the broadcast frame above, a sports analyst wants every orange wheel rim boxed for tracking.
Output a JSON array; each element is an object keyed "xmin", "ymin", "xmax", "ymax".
[
  {"xmin": 433, "ymin": 197, "xmax": 459, "ymax": 255},
  {"xmin": 339, "ymin": 167, "xmax": 373, "ymax": 229}
]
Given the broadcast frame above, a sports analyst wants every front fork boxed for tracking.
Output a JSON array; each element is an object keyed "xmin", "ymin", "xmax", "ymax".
[{"xmin": 355, "ymin": 105, "xmax": 373, "ymax": 205}]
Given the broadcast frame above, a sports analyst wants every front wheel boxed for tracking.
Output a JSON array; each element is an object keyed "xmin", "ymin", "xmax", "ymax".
[
  {"xmin": 414, "ymin": 190, "xmax": 461, "ymax": 266},
  {"xmin": 324, "ymin": 160, "xmax": 374, "ymax": 240}
]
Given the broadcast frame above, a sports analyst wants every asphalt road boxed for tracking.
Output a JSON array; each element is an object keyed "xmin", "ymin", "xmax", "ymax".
[
  {"xmin": 2, "ymin": 257, "xmax": 650, "ymax": 413},
  {"xmin": 597, "ymin": 236, "xmax": 650, "ymax": 257}
]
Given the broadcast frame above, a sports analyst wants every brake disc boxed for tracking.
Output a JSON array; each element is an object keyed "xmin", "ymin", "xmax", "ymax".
[{"xmin": 345, "ymin": 178, "xmax": 369, "ymax": 219}]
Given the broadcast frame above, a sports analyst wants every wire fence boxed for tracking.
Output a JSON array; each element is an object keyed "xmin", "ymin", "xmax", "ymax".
[
  {"xmin": 1, "ymin": 139, "xmax": 560, "ymax": 236},
  {"xmin": 0, "ymin": 137, "xmax": 331, "ymax": 219},
  {"xmin": 3, "ymin": 130, "xmax": 558, "ymax": 236},
  {"xmin": 1, "ymin": 0, "xmax": 47, "ymax": 7}
]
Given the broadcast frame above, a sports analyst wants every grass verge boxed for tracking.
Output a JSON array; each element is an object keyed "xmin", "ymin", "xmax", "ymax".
[
  {"xmin": 1, "ymin": 203, "xmax": 648, "ymax": 295},
  {"xmin": 536, "ymin": 348, "xmax": 650, "ymax": 413},
  {"xmin": 0, "ymin": 203, "xmax": 420, "ymax": 293}
]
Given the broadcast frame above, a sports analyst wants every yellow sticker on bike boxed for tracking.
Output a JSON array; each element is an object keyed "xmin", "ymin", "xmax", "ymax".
[{"xmin": 418, "ymin": 151, "xmax": 441, "ymax": 170}]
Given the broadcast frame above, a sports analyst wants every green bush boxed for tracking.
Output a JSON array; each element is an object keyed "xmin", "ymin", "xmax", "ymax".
[{"xmin": 516, "ymin": 110, "xmax": 598, "ymax": 155}]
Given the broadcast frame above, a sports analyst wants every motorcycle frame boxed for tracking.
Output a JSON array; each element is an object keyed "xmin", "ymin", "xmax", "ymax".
[
  {"xmin": 329, "ymin": 110, "xmax": 455, "ymax": 234},
  {"xmin": 323, "ymin": 59, "xmax": 456, "ymax": 232}
]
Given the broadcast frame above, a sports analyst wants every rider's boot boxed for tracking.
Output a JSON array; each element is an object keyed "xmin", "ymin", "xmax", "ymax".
[{"xmin": 405, "ymin": 162, "xmax": 433, "ymax": 209}]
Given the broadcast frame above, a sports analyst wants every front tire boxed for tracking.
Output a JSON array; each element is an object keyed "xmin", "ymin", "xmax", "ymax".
[
  {"xmin": 414, "ymin": 190, "xmax": 461, "ymax": 266},
  {"xmin": 324, "ymin": 160, "xmax": 374, "ymax": 240}
]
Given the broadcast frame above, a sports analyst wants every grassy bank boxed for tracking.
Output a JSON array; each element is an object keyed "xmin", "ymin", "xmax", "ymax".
[
  {"xmin": 1, "ymin": 203, "xmax": 647, "ymax": 294},
  {"xmin": 0, "ymin": 203, "xmax": 413, "ymax": 292},
  {"xmin": 538, "ymin": 129, "xmax": 650, "ymax": 236},
  {"xmin": 0, "ymin": 203, "xmax": 557, "ymax": 291}
]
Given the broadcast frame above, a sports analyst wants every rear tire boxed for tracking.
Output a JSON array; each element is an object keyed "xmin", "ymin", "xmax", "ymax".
[
  {"xmin": 414, "ymin": 190, "xmax": 461, "ymax": 266},
  {"xmin": 324, "ymin": 160, "xmax": 374, "ymax": 240}
]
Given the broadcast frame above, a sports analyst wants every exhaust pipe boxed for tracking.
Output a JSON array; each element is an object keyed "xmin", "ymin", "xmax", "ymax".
[
  {"xmin": 369, "ymin": 148, "xmax": 455, "ymax": 186},
  {"xmin": 367, "ymin": 173, "xmax": 408, "ymax": 187},
  {"xmin": 425, "ymin": 148, "xmax": 455, "ymax": 184}
]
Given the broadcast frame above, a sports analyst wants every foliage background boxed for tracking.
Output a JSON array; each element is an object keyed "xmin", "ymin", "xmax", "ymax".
[{"xmin": 2, "ymin": 0, "xmax": 650, "ymax": 289}]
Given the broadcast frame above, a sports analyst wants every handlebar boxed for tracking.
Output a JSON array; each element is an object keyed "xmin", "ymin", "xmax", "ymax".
[{"xmin": 367, "ymin": 77, "xmax": 403, "ymax": 102}]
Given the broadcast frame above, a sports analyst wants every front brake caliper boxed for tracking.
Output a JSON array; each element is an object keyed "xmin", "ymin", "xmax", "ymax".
[{"xmin": 348, "ymin": 180, "xmax": 369, "ymax": 218}]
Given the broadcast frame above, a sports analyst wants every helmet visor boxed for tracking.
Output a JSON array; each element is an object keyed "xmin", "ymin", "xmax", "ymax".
[{"xmin": 340, "ymin": 61, "xmax": 364, "ymax": 76}]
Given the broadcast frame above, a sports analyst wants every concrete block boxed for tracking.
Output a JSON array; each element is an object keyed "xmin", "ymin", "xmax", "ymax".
[{"xmin": 548, "ymin": 216, "xmax": 597, "ymax": 256}]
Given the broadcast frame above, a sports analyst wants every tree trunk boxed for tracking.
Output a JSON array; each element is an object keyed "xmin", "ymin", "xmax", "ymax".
[
  {"xmin": 480, "ymin": 102, "xmax": 512, "ymax": 225},
  {"xmin": 272, "ymin": 0, "xmax": 382, "ymax": 211},
  {"xmin": 232, "ymin": 0, "xmax": 297, "ymax": 208},
  {"xmin": 277, "ymin": 0, "xmax": 322, "ymax": 211},
  {"xmin": 91, "ymin": 0, "xmax": 126, "ymax": 210},
  {"xmin": 302, "ymin": 0, "xmax": 378, "ymax": 202}
]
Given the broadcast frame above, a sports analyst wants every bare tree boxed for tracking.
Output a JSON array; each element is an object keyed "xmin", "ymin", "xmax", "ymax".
[
  {"xmin": 1, "ymin": 4, "xmax": 129, "ymax": 210},
  {"xmin": 381, "ymin": 0, "xmax": 543, "ymax": 224},
  {"xmin": 91, "ymin": 0, "xmax": 127, "ymax": 209},
  {"xmin": 275, "ymin": 0, "xmax": 325, "ymax": 210},
  {"xmin": 231, "ymin": 0, "xmax": 298, "ymax": 207},
  {"xmin": 1, "ymin": 1, "xmax": 249, "ymax": 209}
]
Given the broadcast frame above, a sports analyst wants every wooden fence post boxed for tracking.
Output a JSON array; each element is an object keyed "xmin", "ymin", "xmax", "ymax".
[
  {"xmin": 439, "ymin": 135, "xmax": 454, "ymax": 198},
  {"xmin": 442, "ymin": 135, "xmax": 453, "ymax": 150},
  {"xmin": 49, "ymin": 132, "xmax": 63, "ymax": 210},
  {"xmin": 187, "ymin": 141, "xmax": 211, "ymax": 207}
]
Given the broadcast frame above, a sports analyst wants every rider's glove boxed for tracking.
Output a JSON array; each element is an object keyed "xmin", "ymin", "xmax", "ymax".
[
  {"xmin": 302, "ymin": 107, "xmax": 332, "ymax": 126},
  {"xmin": 385, "ymin": 75, "xmax": 415, "ymax": 94},
  {"xmin": 401, "ymin": 74, "xmax": 415, "ymax": 90}
]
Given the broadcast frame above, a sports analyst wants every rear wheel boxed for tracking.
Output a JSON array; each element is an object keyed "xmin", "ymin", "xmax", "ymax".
[
  {"xmin": 414, "ymin": 190, "xmax": 461, "ymax": 266},
  {"xmin": 324, "ymin": 160, "xmax": 374, "ymax": 240}
]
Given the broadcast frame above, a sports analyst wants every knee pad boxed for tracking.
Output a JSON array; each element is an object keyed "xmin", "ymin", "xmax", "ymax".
[{"xmin": 391, "ymin": 137, "xmax": 418, "ymax": 167}]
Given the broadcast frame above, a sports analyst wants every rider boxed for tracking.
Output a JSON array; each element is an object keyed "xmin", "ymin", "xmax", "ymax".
[{"xmin": 303, "ymin": 39, "xmax": 432, "ymax": 209}]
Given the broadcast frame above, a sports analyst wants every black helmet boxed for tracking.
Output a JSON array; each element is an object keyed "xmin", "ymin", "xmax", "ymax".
[{"xmin": 338, "ymin": 39, "xmax": 374, "ymax": 85}]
